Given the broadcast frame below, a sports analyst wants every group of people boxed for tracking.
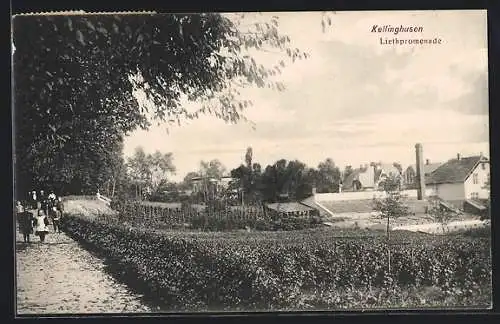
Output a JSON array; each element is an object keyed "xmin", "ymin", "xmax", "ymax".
[{"xmin": 16, "ymin": 189, "xmax": 65, "ymax": 243}]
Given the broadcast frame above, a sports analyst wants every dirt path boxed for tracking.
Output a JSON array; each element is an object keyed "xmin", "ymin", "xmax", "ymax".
[{"xmin": 15, "ymin": 222, "xmax": 152, "ymax": 315}]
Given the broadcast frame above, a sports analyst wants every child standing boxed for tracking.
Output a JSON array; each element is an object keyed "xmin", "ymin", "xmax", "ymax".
[{"xmin": 34, "ymin": 209, "xmax": 50, "ymax": 243}]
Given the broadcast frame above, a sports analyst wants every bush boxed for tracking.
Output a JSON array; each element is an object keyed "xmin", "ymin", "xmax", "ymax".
[{"xmin": 61, "ymin": 214, "xmax": 492, "ymax": 311}]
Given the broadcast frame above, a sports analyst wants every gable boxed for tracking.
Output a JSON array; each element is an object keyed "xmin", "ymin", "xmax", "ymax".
[
  {"xmin": 427, "ymin": 156, "xmax": 485, "ymax": 185},
  {"xmin": 464, "ymin": 160, "xmax": 490, "ymax": 183}
]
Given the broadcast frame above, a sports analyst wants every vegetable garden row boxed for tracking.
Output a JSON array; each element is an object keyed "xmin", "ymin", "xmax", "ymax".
[
  {"xmin": 110, "ymin": 200, "xmax": 323, "ymax": 231},
  {"xmin": 61, "ymin": 213, "xmax": 492, "ymax": 311}
]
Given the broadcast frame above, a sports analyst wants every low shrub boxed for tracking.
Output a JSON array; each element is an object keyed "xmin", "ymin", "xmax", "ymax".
[
  {"xmin": 61, "ymin": 214, "xmax": 492, "ymax": 311},
  {"xmin": 455, "ymin": 225, "xmax": 491, "ymax": 238}
]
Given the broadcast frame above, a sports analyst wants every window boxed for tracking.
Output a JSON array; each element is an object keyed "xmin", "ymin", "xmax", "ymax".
[
  {"xmin": 471, "ymin": 192, "xmax": 479, "ymax": 199},
  {"xmin": 481, "ymin": 163, "xmax": 486, "ymax": 170},
  {"xmin": 473, "ymin": 173, "xmax": 479, "ymax": 184}
]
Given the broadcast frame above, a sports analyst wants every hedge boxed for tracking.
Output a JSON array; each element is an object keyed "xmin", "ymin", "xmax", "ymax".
[{"xmin": 61, "ymin": 214, "xmax": 492, "ymax": 311}]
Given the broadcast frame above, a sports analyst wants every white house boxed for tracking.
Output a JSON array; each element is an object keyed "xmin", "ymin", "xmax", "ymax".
[
  {"xmin": 425, "ymin": 154, "xmax": 489, "ymax": 204},
  {"xmin": 342, "ymin": 162, "xmax": 402, "ymax": 191}
]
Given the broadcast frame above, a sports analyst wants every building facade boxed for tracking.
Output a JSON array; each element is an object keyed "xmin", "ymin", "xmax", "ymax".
[{"xmin": 425, "ymin": 154, "xmax": 489, "ymax": 206}]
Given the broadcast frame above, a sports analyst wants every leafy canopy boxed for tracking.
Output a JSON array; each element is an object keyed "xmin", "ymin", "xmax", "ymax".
[{"xmin": 12, "ymin": 13, "xmax": 308, "ymax": 194}]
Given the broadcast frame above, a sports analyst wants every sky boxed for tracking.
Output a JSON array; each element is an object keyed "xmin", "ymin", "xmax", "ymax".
[{"xmin": 123, "ymin": 10, "xmax": 489, "ymax": 182}]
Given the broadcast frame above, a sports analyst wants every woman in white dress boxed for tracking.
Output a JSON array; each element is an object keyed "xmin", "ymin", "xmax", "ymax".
[{"xmin": 34, "ymin": 209, "xmax": 50, "ymax": 242}]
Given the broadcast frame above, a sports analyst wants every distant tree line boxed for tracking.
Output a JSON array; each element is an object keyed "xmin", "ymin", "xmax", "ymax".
[
  {"xmin": 228, "ymin": 147, "xmax": 347, "ymax": 204},
  {"xmin": 102, "ymin": 145, "xmax": 356, "ymax": 206}
]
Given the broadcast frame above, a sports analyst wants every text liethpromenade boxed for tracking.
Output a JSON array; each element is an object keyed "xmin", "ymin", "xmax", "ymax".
[{"xmin": 379, "ymin": 37, "xmax": 443, "ymax": 45}]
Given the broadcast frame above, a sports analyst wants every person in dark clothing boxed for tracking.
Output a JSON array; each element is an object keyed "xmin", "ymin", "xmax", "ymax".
[
  {"xmin": 39, "ymin": 190, "xmax": 47, "ymax": 208},
  {"xmin": 56, "ymin": 197, "xmax": 64, "ymax": 216},
  {"xmin": 47, "ymin": 191, "xmax": 56, "ymax": 209},
  {"xmin": 49, "ymin": 206, "xmax": 61, "ymax": 233},
  {"xmin": 18, "ymin": 210, "xmax": 34, "ymax": 243}
]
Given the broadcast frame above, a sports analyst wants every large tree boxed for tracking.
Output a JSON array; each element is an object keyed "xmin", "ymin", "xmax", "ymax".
[
  {"xmin": 12, "ymin": 13, "xmax": 308, "ymax": 196},
  {"xmin": 314, "ymin": 158, "xmax": 341, "ymax": 193},
  {"xmin": 199, "ymin": 159, "xmax": 226, "ymax": 179},
  {"xmin": 147, "ymin": 151, "xmax": 176, "ymax": 192},
  {"xmin": 260, "ymin": 159, "xmax": 313, "ymax": 202},
  {"xmin": 126, "ymin": 146, "xmax": 176, "ymax": 198},
  {"xmin": 179, "ymin": 171, "xmax": 201, "ymax": 191}
]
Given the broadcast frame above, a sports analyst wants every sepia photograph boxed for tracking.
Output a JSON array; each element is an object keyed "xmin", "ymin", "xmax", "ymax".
[{"xmin": 12, "ymin": 9, "xmax": 491, "ymax": 315}]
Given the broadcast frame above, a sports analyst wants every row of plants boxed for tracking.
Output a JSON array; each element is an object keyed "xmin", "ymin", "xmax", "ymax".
[
  {"xmin": 189, "ymin": 214, "xmax": 324, "ymax": 231},
  {"xmin": 61, "ymin": 213, "xmax": 492, "ymax": 311},
  {"xmin": 110, "ymin": 199, "xmax": 324, "ymax": 231}
]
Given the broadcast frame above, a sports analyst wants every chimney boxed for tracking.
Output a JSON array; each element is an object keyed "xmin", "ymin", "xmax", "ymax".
[
  {"xmin": 426, "ymin": 159, "xmax": 430, "ymax": 165},
  {"xmin": 415, "ymin": 143, "xmax": 426, "ymax": 200},
  {"xmin": 457, "ymin": 153, "xmax": 461, "ymax": 160}
]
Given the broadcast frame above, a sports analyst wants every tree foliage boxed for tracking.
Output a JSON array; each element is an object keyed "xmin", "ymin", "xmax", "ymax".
[
  {"xmin": 372, "ymin": 174, "xmax": 411, "ymax": 272},
  {"xmin": 12, "ymin": 13, "xmax": 308, "ymax": 196},
  {"xmin": 427, "ymin": 196, "xmax": 455, "ymax": 234},
  {"xmin": 228, "ymin": 150, "xmax": 343, "ymax": 204},
  {"xmin": 126, "ymin": 146, "xmax": 176, "ymax": 198},
  {"xmin": 314, "ymin": 158, "xmax": 341, "ymax": 193},
  {"xmin": 179, "ymin": 171, "xmax": 201, "ymax": 191},
  {"xmin": 342, "ymin": 165, "xmax": 354, "ymax": 184},
  {"xmin": 199, "ymin": 159, "xmax": 226, "ymax": 179},
  {"xmin": 373, "ymin": 174, "xmax": 410, "ymax": 224}
]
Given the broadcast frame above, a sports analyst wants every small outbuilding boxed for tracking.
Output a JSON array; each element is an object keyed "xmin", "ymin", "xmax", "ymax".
[{"xmin": 265, "ymin": 202, "xmax": 317, "ymax": 218}]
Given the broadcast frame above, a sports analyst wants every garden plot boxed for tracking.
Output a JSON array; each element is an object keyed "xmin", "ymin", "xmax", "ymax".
[
  {"xmin": 392, "ymin": 219, "xmax": 489, "ymax": 235},
  {"xmin": 323, "ymin": 210, "xmax": 481, "ymax": 231},
  {"xmin": 324, "ymin": 212, "xmax": 434, "ymax": 230}
]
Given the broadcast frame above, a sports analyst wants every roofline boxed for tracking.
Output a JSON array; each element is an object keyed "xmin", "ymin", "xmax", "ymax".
[
  {"xmin": 426, "ymin": 180, "xmax": 463, "ymax": 185},
  {"xmin": 463, "ymin": 157, "xmax": 488, "ymax": 183},
  {"xmin": 427, "ymin": 156, "xmax": 487, "ymax": 185}
]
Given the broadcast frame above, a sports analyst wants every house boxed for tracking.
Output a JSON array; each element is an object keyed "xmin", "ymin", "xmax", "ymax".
[
  {"xmin": 191, "ymin": 176, "xmax": 235, "ymax": 194},
  {"xmin": 342, "ymin": 162, "xmax": 402, "ymax": 192},
  {"xmin": 374, "ymin": 163, "xmax": 403, "ymax": 189},
  {"xmin": 425, "ymin": 154, "xmax": 489, "ymax": 207},
  {"xmin": 404, "ymin": 159, "xmax": 442, "ymax": 189},
  {"xmin": 342, "ymin": 165, "xmax": 375, "ymax": 191}
]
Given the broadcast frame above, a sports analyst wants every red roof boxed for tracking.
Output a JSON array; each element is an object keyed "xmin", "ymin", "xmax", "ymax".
[{"xmin": 426, "ymin": 156, "xmax": 487, "ymax": 185}]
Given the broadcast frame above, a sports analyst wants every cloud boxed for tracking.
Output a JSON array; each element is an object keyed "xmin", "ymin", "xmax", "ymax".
[
  {"xmin": 444, "ymin": 70, "xmax": 489, "ymax": 116},
  {"xmin": 124, "ymin": 10, "xmax": 489, "ymax": 181}
]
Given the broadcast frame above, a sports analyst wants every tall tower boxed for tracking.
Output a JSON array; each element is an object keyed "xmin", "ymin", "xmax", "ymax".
[{"xmin": 415, "ymin": 143, "xmax": 426, "ymax": 200}]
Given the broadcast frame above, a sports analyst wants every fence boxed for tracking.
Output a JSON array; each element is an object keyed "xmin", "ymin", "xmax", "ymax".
[
  {"xmin": 114, "ymin": 201, "xmax": 270, "ymax": 228},
  {"xmin": 97, "ymin": 194, "xmax": 112, "ymax": 206},
  {"xmin": 63, "ymin": 195, "xmax": 98, "ymax": 201}
]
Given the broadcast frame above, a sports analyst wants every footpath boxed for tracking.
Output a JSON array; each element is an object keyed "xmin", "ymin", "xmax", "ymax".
[{"xmin": 16, "ymin": 211, "xmax": 152, "ymax": 315}]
